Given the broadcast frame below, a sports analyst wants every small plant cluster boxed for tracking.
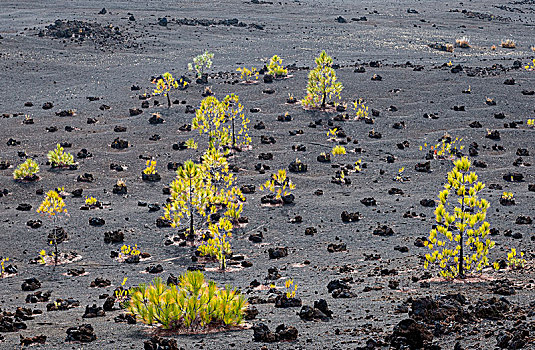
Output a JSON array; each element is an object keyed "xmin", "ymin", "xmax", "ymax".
[
  {"xmin": 188, "ymin": 51, "xmax": 214, "ymax": 79},
  {"xmin": 191, "ymin": 94, "xmax": 251, "ymax": 150},
  {"xmin": 259, "ymin": 169, "xmax": 296, "ymax": 203},
  {"xmin": 525, "ymin": 58, "xmax": 535, "ymax": 71},
  {"xmin": 127, "ymin": 271, "xmax": 247, "ymax": 330},
  {"xmin": 84, "ymin": 196, "xmax": 102, "ymax": 209},
  {"xmin": 114, "ymin": 277, "xmax": 130, "ymax": 304},
  {"xmin": 501, "ymin": 39, "xmax": 516, "ymax": 48},
  {"xmin": 353, "ymin": 99, "xmax": 369, "ymax": 120},
  {"xmin": 0, "ymin": 257, "xmax": 9, "ymax": 278},
  {"xmin": 527, "ymin": 118, "xmax": 535, "ymax": 127},
  {"xmin": 455, "ymin": 36, "xmax": 470, "ymax": 48},
  {"xmin": 301, "ymin": 50, "xmax": 343, "ymax": 109},
  {"xmin": 13, "ymin": 158, "xmax": 40, "ymax": 181},
  {"xmin": 284, "ymin": 279, "xmax": 298, "ymax": 298},
  {"xmin": 38, "ymin": 249, "xmax": 54, "ymax": 265},
  {"xmin": 37, "ymin": 189, "xmax": 68, "ymax": 267},
  {"xmin": 152, "ymin": 72, "xmax": 188, "ymax": 108},
  {"xmin": 267, "ymin": 55, "xmax": 288, "ymax": 77},
  {"xmin": 120, "ymin": 244, "xmax": 140, "ymax": 259},
  {"xmin": 331, "ymin": 145, "xmax": 346, "ymax": 156},
  {"xmin": 237, "ymin": 67, "xmax": 259, "ymax": 83},
  {"xmin": 331, "ymin": 159, "xmax": 362, "ymax": 185},
  {"xmin": 424, "ymin": 157, "xmax": 495, "ymax": 279},
  {"xmin": 393, "ymin": 167, "xmax": 409, "ymax": 182},
  {"xmin": 505, "ymin": 248, "xmax": 527, "ymax": 270},
  {"xmin": 143, "ymin": 160, "xmax": 157, "ymax": 175},
  {"xmin": 47, "ymin": 144, "xmax": 75, "ymax": 168},
  {"xmin": 85, "ymin": 196, "xmax": 98, "ymax": 206},
  {"xmin": 420, "ymin": 135, "xmax": 464, "ymax": 160}
]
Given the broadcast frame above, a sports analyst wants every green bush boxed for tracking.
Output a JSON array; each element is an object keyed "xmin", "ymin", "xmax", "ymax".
[
  {"xmin": 13, "ymin": 158, "xmax": 40, "ymax": 180},
  {"xmin": 127, "ymin": 271, "xmax": 247, "ymax": 330},
  {"xmin": 301, "ymin": 50, "xmax": 343, "ymax": 109},
  {"xmin": 47, "ymin": 144, "xmax": 75, "ymax": 167}
]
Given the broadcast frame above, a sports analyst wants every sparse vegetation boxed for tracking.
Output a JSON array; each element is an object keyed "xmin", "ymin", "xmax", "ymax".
[
  {"xmin": 267, "ymin": 55, "xmax": 288, "ymax": 77},
  {"xmin": 36, "ymin": 189, "xmax": 68, "ymax": 267},
  {"xmin": 152, "ymin": 72, "xmax": 187, "ymax": 108},
  {"xmin": 501, "ymin": 39, "xmax": 516, "ymax": 48},
  {"xmin": 505, "ymin": 248, "xmax": 527, "ymax": 270},
  {"xmin": 13, "ymin": 158, "xmax": 40, "ymax": 181},
  {"xmin": 188, "ymin": 51, "xmax": 214, "ymax": 80},
  {"xmin": 353, "ymin": 99, "xmax": 369, "ymax": 120},
  {"xmin": 47, "ymin": 144, "xmax": 75, "ymax": 168},
  {"xmin": 127, "ymin": 271, "xmax": 247, "ymax": 330},
  {"xmin": 143, "ymin": 160, "xmax": 157, "ymax": 175},
  {"xmin": 259, "ymin": 169, "xmax": 296, "ymax": 203},
  {"xmin": 301, "ymin": 50, "xmax": 343, "ymax": 109},
  {"xmin": 424, "ymin": 157, "xmax": 494, "ymax": 279},
  {"xmin": 0, "ymin": 257, "xmax": 9, "ymax": 278},
  {"xmin": 331, "ymin": 145, "xmax": 346, "ymax": 156},
  {"xmin": 237, "ymin": 67, "xmax": 259, "ymax": 83},
  {"xmin": 455, "ymin": 36, "xmax": 470, "ymax": 48}
]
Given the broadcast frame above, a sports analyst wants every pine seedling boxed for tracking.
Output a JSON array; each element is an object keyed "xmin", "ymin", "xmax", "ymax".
[
  {"xmin": 47, "ymin": 144, "xmax": 75, "ymax": 168},
  {"xmin": 120, "ymin": 245, "xmax": 140, "ymax": 259},
  {"xmin": 143, "ymin": 160, "xmax": 157, "ymax": 175},
  {"xmin": 331, "ymin": 145, "xmax": 347, "ymax": 157},
  {"xmin": 0, "ymin": 257, "xmax": 9, "ymax": 278},
  {"xmin": 301, "ymin": 50, "xmax": 343, "ymax": 109},
  {"xmin": 222, "ymin": 94, "xmax": 251, "ymax": 148},
  {"xmin": 525, "ymin": 58, "xmax": 535, "ymax": 70},
  {"xmin": 13, "ymin": 158, "xmax": 39, "ymax": 181},
  {"xmin": 267, "ymin": 55, "xmax": 288, "ymax": 77},
  {"xmin": 188, "ymin": 51, "xmax": 214, "ymax": 79},
  {"xmin": 326, "ymin": 128, "xmax": 339, "ymax": 141},
  {"xmin": 424, "ymin": 157, "xmax": 495, "ymax": 279},
  {"xmin": 37, "ymin": 189, "xmax": 68, "ymax": 267},
  {"xmin": 455, "ymin": 36, "xmax": 470, "ymax": 48},
  {"xmin": 505, "ymin": 248, "xmax": 527, "ymax": 270},
  {"xmin": 152, "ymin": 72, "xmax": 186, "ymax": 108},
  {"xmin": 285, "ymin": 279, "xmax": 298, "ymax": 298},
  {"xmin": 163, "ymin": 160, "xmax": 212, "ymax": 239},
  {"xmin": 198, "ymin": 217, "xmax": 233, "ymax": 270},
  {"xmin": 259, "ymin": 169, "xmax": 296, "ymax": 202},
  {"xmin": 237, "ymin": 67, "xmax": 259, "ymax": 83},
  {"xmin": 114, "ymin": 277, "xmax": 130, "ymax": 305},
  {"xmin": 201, "ymin": 148, "xmax": 245, "ymax": 224},
  {"xmin": 353, "ymin": 99, "xmax": 369, "ymax": 120},
  {"xmin": 192, "ymin": 96, "xmax": 230, "ymax": 150},
  {"xmin": 501, "ymin": 39, "xmax": 516, "ymax": 48}
]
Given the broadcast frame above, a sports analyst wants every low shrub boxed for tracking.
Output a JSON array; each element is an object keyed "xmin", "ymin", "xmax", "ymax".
[{"xmin": 127, "ymin": 271, "xmax": 247, "ymax": 330}]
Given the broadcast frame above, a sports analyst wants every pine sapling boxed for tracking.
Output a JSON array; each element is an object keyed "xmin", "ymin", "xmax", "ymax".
[
  {"xmin": 37, "ymin": 189, "xmax": 68, "ymax": 267},
  {"xmin": 301, "ymin": 50, "xmax": 343, "ymax": 109},
  {"xmin": 424, "ymin": 157, "xmax": 495, "ymax": 279}
]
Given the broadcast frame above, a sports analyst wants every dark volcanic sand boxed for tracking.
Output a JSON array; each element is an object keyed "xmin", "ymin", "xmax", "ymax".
[{"xmin": 0, "ymin": 0, "xmax": 534, "ymax": 349}]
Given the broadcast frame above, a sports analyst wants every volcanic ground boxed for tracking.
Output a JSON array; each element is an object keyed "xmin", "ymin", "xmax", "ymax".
[{"xmin": 0, "ymin": 0, "xmax": 534, "ymax": 349}]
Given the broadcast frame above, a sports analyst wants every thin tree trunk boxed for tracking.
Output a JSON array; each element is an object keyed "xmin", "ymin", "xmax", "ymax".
[
  {"xmin": 459, "ymin": 173, "xmax": 465, "ymax": 278},
  {"xmin": 189, "ymin": 177, "xmax": 194, "ymax": 240},
  {"xmin": 232, "ymin": 118, "xmax": 236, "ymax": 147}
]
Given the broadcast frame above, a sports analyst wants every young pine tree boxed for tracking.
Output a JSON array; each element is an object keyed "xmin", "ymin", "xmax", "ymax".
[
  {"xmin": 192, "ymin": 96, "xmax": 230, "ymax": 150},
  {"xmin": 163, "ymin": 160, "xmax": 212, "ymax": 240},
  {"xmin": 301, "ymin": 50, "xmax": 343, "ymax": 109},
  {"xmin": 424, "ymin": 157, "xmax": 495, "ymax": 279}
]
